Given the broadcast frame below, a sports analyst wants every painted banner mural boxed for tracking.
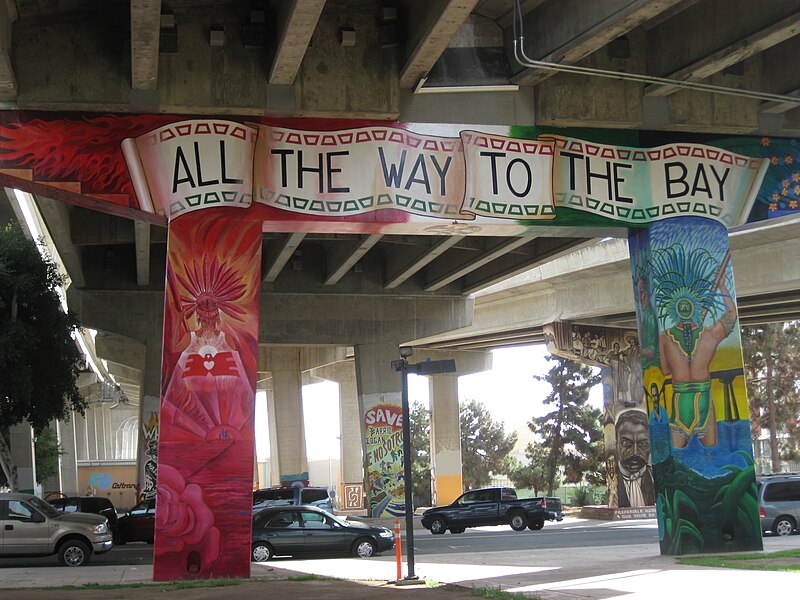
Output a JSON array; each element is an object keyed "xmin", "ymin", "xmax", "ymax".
[{"xmin": 0, "ymin": 111, "xmax": 784, "ymax": 575}]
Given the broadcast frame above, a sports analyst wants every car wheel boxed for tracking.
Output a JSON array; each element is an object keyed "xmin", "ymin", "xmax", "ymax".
[
  {"xmin": 353, "ymin": 538, "xmax": 376, "ymax": 558},
  {"xmin": 429, "ymin": 517, "xmax": 447, "ymax": 535},
  {"xmin": 509, "ymin": 513, "xmax": 528, "ymax": 531},
  {"xmin": 450, "ymin": 528, "xmax": 465, "ymax": 534},
  {"xmin": 774, "ymin": 516, "xmax": 796, "ymax": 536},
  {"xmin": 58, "ymin": 540, "xmax": 92, "ymax": 567},
  {"xmin": 251, "ymin": 542, "xmax": 273, "ymax": 562},
  {"xmin": 528, "ymin": 520, "xmax": 544, "ymax": 531}
]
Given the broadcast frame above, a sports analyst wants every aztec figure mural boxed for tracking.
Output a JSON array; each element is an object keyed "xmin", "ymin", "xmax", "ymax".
[
  {"xmin": 545, "ymin": 322, "xmax": 654, "ymax": 509},
  {"xmin": 631, "ymin": 217, "xmax": 762, "ymax": 554},
  {"xmin": 0, "ymin": 111, "xmax": 781, "ymax": 577}
]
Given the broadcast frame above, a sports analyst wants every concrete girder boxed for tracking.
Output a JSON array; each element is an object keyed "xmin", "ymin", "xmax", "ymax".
[
  {"xmin": 263, "ymin": 232, "xmax": 306, "ymax": 283},
  {"xmin": 134, "ymin": 221, "xmax": 151, "ymax": 286},
  {"xmin": 644, "ymin": 11, "xmax": 800, "ymax": 98},
  {"xmin": 324, "ymin": 234, "xmax": 383, "ymax": 285},
  {"xmin": 269, "ymin": 0, "xmax": 327, "ymax": 85},
  {"xmin": 385, "ymin": 235, "xmax": 465, "ymax": 289},
  {"xmin": 259, "ymin": 345, "xmax": 350, "ymax": 375},
  {"xmin": 130, "ymin": 0, "xmax": 161, "ymax": 91},
  {"xmin": 510, "ymin": 0, "xmax": 686, "ymax": 86},
  {"xmin": 760, "ymin": 87, "xmax": 800, "ymax": 114},
  {"xmin": 34, "ymin": 196, "xmax": 86, "ymax": 288},
  {"xmin": 400, "ymin": 0, "xmax": 481, "ymax": 89},
  {"xmin": 0, "ymin": 0, "xmax": 16, "ymax": 102}
]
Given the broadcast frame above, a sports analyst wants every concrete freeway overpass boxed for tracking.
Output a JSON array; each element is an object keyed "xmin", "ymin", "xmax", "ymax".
[{"xmin": 2, "ymin": 0, "xmax": 800, "ymax": 577}]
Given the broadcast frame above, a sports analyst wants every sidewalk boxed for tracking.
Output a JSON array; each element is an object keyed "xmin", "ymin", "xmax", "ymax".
[{"xmin": 1, "ymin": 520, "xmax": 798, "ymax": 599}]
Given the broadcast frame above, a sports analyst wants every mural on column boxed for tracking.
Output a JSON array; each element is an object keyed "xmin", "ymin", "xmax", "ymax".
[
  {"xmin": 363, "ymin": 394, "xmax": 405, "ymax": 517},
  {"xmin": 630, "ymin": 217, "xmax": 761, "ymax": 554},
  {"xmin": 545, "ymin": 322, "xmax": 653, "ymax": 508},
  {"xmin": 155, "ymin": 210, "xmax": 262, "ymax": 579},
  {"xmin": 0, "ymin": 111, "xmax": 775, "ymax": 559},
  {"xmin": 138, "ymin": 402, "xmax": 159, "ymax": 501}
]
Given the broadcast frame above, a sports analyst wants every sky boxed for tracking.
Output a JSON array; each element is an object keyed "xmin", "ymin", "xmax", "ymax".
[{"xmin": 255, "ymin": 343, "xmax": 604, "ymax": 462}]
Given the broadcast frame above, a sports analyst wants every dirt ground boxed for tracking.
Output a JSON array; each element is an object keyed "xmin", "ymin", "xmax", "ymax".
[{"xmin": 0, "ymin": 578, "xmax": 491, "ymax": 600}]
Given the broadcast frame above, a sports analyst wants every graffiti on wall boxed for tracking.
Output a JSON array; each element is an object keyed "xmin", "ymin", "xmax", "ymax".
[
  {"xmin": 363, "ymin": 395, "xmax": 405, "ymax": 517},
  {"xmin": 630, "ymin": 217, "xmax": 761, "ymax": 554}
]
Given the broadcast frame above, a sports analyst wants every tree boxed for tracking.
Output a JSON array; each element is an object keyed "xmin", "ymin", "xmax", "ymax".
[
  {"xmin": 506, "ymin": 443, "xmax": 556, "ymax": 496},
  {"xmin": 742, "ymin": 322, "xmax": 800, "ymax": 471},
  {"xmin": 409, "ymin": 400, "xmax": 432, "ymax": 507},
  {"xmin": 34, "ymin": 427, "xmax": 64, "ymax": 485},
  {"xmin": 0, "ymin": 223, "xmax": 86, "ymax": 491},
  {"xmin": 530, "ymin": 356, "xmax": 603, "ymax": 495},
  {"xmin": 460, "ymin": 399, "xmax": 517, "ymax": 490}
]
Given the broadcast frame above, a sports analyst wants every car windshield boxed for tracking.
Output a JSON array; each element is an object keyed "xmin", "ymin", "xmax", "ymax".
[{"xmin": 31, "ymin": 496, "xmax": 60, "ymax": 518}]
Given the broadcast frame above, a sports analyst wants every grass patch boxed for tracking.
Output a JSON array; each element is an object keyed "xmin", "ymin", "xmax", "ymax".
[
  {"xmin": 286, "ymin": 575, "xmax": 338, "ymax": 582},
  {"xmin": 51, "ymin": 578, "xmax": 245, "ymax": 591},
  {"xmin": 679, "ymin": 548, "xmax": 800, "ymax": 572},
  {"xmin": 470, "ymin": 586, "xmax": 540, "ymax": 600}
]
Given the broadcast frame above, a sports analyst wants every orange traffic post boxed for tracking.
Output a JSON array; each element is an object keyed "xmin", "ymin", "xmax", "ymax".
[{"xmin": 394, "ymin": 519, "xmax": 402, "ymax": 581}]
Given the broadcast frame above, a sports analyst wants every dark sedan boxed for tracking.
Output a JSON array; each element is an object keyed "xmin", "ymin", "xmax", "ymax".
[
  {"xmin": 251, "ymin": 506, "xmax": 393, "ymax": 561},
  {"xmin": 115, "ymin": 498, "xmax": 155, "ymax": 544}
]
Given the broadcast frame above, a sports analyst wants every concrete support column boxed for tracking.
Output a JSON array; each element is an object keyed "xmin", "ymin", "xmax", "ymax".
[
  {"xmin": 137, "ymin": 327, "xmax": 163, "ymax": 502},
  {"xmin": 58, "ymin": 417, "xmax": 79, "ymax": 496},
  {"xmin": 86, "ymin": 406, "xmax": 99, "ymax": 460},
  {"xmin": 310, "ymin": 360, "xmax": 363, "ymax": 493},
  {"xmin": 429, "ymin": 373, "xmax": 462, "ymax": 506},
  {"xmin": 266, "ymin": 386, "xmax": 282, "ymax": 487},
  {"xmin": 42, "ymin": 421, "xmax": 63, "ymax": 496},
  {"xmin": 269, "ymin": 348, "xmax": 309, "ymax": 485},
  {"xmin": 355, "ymin": 341, "xmax": 404, "ymax": 517},
  {"xmin": 629, "ymin": 216, "xmax": 761, "ymax": 554},
  {"xmin": 9, "ymin": 422, "xmax": 36, "ymax": 494},
  {"xmin": 74, "ymin": 412, "xmax": 88, "ymax": 461}
]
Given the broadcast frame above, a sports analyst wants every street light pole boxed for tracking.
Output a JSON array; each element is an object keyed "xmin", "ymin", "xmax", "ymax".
[{"xmin": 399, "ymin": 356, "xmax": 418, "ymax": 580}]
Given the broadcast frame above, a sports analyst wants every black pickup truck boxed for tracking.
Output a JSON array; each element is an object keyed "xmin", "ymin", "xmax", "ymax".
[{"xmin": 420, "ymin": 487, "xmax": 564, "ymax": 534}]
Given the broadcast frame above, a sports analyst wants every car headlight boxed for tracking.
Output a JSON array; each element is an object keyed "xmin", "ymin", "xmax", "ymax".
[
  {"xmin": 92, "ymin": 523, "xmax": 108, "ymax": 534},
  {"xmin": 379, "ymin": 529, "xmax": 393, "ymax": 538}
]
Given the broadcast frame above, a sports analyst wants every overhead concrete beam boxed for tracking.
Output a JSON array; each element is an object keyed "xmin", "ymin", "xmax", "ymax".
[
  {"xmin": 35, "ymin": 196, "xmax": 86, "ymax": 288},
  {"xmin": 131, "ymin": 0, "xmax": 161, "ymax": 90},
  {"xmin": 511, "ymin": 0, "xmax": 684, "ymax": 86},
  {"xmin": 0, "ymin": 0, "xmax": 17, "ymax": 102},
  {"xmin": 134, "ymin": 221, "xmax": 151, "ymax": 286},
  {"xmin": 263, "ymin": 232, "xmax": 306, "ymax": 283},
  {"xmin": 324, "ymin": 234, "xmax": 382, "ymax": 285},
  {"xmin": 424, "ymin": 236, "xmax": 533, "ymax": 291},
  {"xmin": 400, "ymin": 1, "xmax": 480, "ymax": 89},
  {"xmin": 94, "ymin": 332, "xmax": 147, "ymax": 372},
  {"xmin": 760, "ymin": 87, "xmax": 800, "ymax": 114},
  {"xmin": 269, "ymin": 0, "xmax": 326, "ymax": 85},
  {"xmin": 384, "ymin": 235, "xmax": 464, "ymax": 289},
  {"xmin": 645, "ymin": 11, "xmax": 800, "ymax": 97}
]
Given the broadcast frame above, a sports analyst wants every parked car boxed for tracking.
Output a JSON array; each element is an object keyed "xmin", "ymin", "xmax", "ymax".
[
  {"xmin": 0, "ymin": 492, "xmax": 112, "ymax": 566},
  {"xmin": 115, "ymin": 498, "xmax": 155, "ymax": 544},
  {"xmin": 253, "ymin": 487, "xmax": 334, "ymax": 512},
  {"xmin": 757, "ymin": 473, "xmax": 800, "ymax": 536},
  {"xmin": 251, "ymin": 505, "xmax": 393, "ymax": 561},
  {"xmin": 47, "ymin": 496, "xmax": 118, "ymax": 537},
  {"xmin": 421, "ymin": 487, "xmax": 564, "ymax": 534}
]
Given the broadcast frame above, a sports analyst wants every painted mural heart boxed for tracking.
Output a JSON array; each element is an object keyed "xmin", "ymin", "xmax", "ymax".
[{"xmin": 203, "ymin": 360, "xmax": 215, "ymax": 371}]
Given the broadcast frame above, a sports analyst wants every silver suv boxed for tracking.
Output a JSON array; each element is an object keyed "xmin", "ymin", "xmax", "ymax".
[
  {"xmin": 0, "ymin": 492, "xmax": 113, "ymax": 566},
  {"xmin": 757, "ymin": 474, "xmax": 800, "ymax": 536}
]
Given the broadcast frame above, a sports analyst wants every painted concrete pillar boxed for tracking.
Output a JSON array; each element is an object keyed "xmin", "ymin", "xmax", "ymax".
[
  {"xmin": 428, "ymin": 372, "xmax": 462, "ymax": 506},
  {"xmin": 153, "ymin": 210, "xmax": 262, "ymax": 580},
  {"xmin": 630, "ymin": 216, "xmax": 761, "ymax": 554},
  {"xmin": 9, "ymin": 422, "xmax": 36, "ymax": 494},
  {"xmin": 58, "ymin": 418, "xmax": 79, "ymax": 496},
  {"xmin": 42, "ymin": 422, "xmax": 63, "ymax": 496},
  {"xmin": 137, "ymin": 329, "xmax": 163, "ymax": 502},
  {"xmin": 268, "ymin": 347, "xmax": 309, "ymax": 485},
  {"xmin": 355, "ymin": 341, "xmax": 405, "ymax": 517}
]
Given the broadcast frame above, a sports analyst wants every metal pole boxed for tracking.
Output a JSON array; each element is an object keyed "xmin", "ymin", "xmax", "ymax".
[{"xmin": 400, "ymin": 360, "xmax": 418, "ymax": 580}]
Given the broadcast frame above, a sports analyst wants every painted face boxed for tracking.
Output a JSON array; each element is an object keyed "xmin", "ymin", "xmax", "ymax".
[{"xmin": 617, "ymin": 418, "xmax": 650, "ymax": 471}]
